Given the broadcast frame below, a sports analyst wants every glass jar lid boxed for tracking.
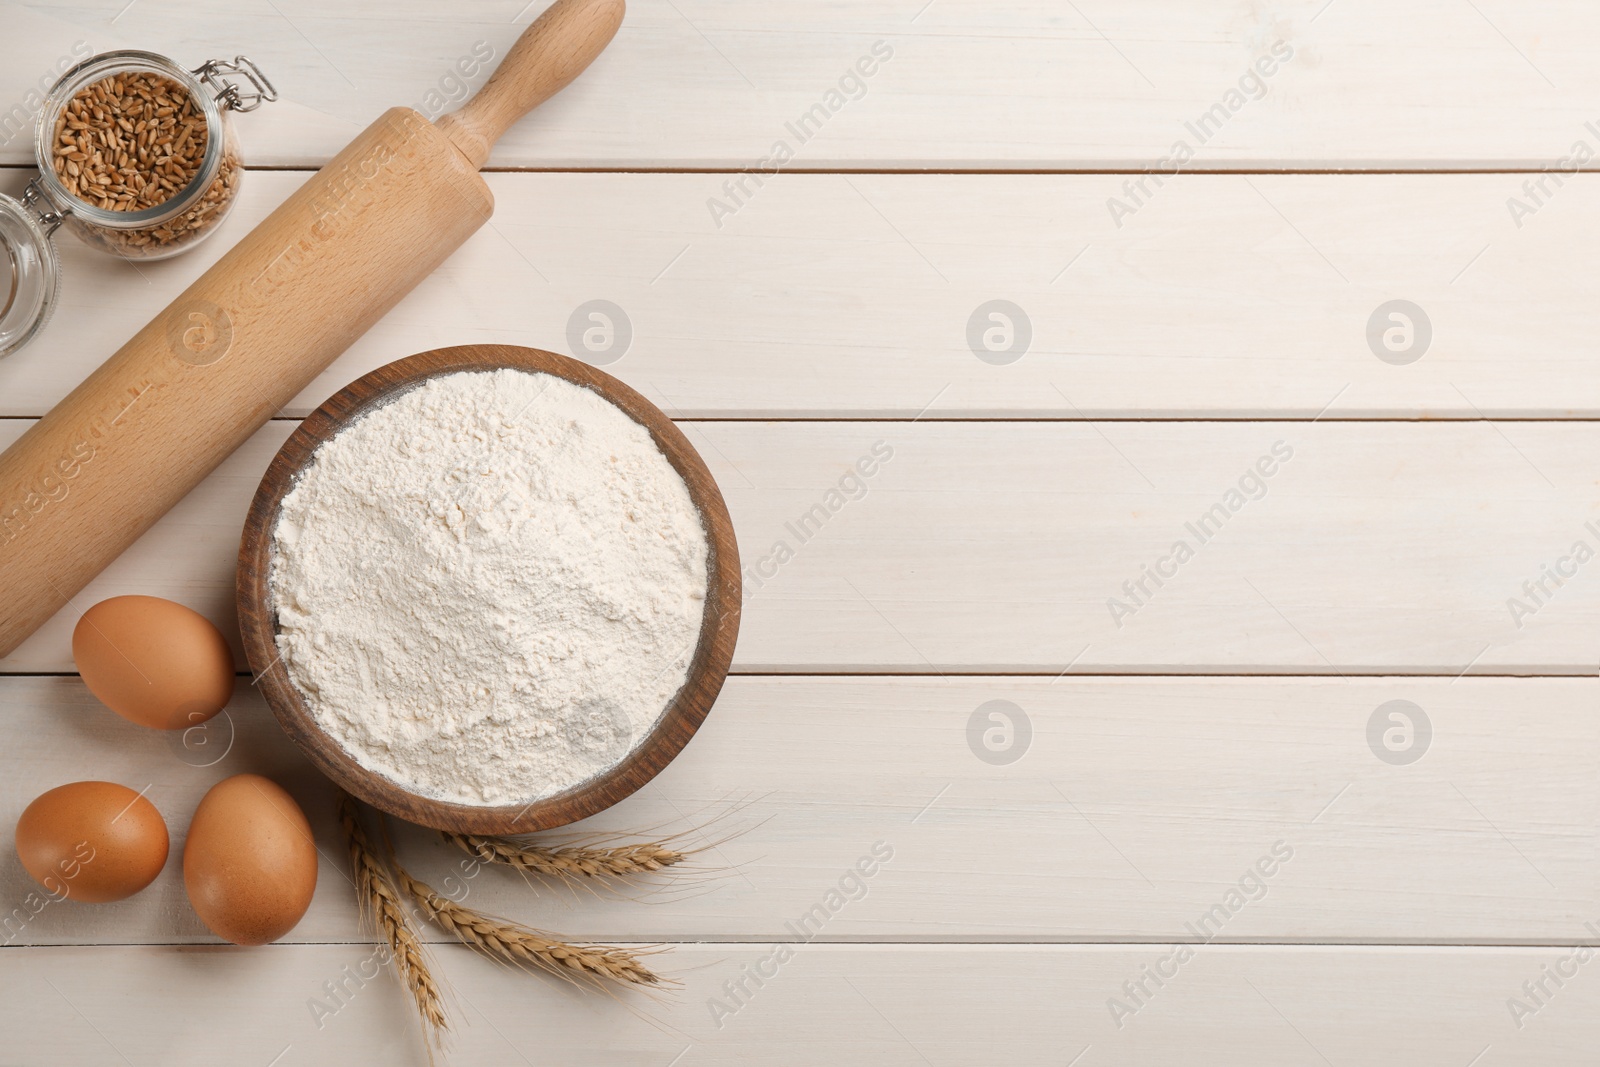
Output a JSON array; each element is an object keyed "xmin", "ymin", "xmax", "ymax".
[{"xmin": 0, "ymin": 186, "xmax": 61, "ymax": 360}]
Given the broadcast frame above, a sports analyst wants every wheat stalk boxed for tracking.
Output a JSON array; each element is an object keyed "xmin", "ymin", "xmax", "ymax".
[
  {"xmin": 388, "ymin": 846, "xmax": 667, "ymax": 990},
  {"xmin": 337, "ymin": 793, "xmax": 449, "ymax": 1042},
  {"xmin": 443, "ymin": 831, "xmax": 688, "ymax": 882}
]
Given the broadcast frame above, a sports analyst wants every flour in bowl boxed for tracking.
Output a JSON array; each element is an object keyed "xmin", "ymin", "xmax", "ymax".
[{"xmin": 268, "ymin": 368, "xmax": 709, "ymax": 806}]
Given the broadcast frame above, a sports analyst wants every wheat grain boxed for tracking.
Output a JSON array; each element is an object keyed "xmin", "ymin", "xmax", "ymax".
[
  {"xmin": 53, "ymin": 72, "xmax": 205, "ymax": 212},
  {"xmin": 443, "ymin": 831, "xmax": 688, "ymax": 882},
  {"xmin": 49, "ymin": 70, "xmax": 241, "ymax": 256},
  {"xmin": 337, "ymin": 794, "xmax": 449, "ymax": 1042},
  {"xmin": 390, "ymin": 851, "xmax": 667, "ymax": 990}
]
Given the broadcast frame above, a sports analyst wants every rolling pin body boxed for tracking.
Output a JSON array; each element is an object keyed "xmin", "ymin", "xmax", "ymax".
[{"xmin": 0, "ymin": 0, "xmax": 624, "ymax": 656}]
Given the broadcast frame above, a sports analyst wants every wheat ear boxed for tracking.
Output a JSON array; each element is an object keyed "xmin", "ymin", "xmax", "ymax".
[
  {"xmin": 443, "ymin": 831, "xmax": 688, "ymax": 882},
  {"xmin": 387, "ymin": 844, "xmax": 667, "ymax": 989},
  {"xmin": 337, "ymin": 793, "xmax": 449, "ymax": 1041}
]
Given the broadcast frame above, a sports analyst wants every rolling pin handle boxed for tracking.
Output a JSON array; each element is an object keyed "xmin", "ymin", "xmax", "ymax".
[{"xmin": 434, "ymin": 0, "xmax": 625, "ymax": 169}]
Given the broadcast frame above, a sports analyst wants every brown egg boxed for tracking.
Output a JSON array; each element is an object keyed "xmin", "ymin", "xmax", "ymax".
[
  {"xmin": 73, "ymin": 595, "xmax": 235, "ymax": 731},
  {"xmin": 184, "ymin": 774, "xmax": 317, "ymax": 945},
  {"xmin": 15, "ymin": 781, "xmax": 169, "ymax": 903}
]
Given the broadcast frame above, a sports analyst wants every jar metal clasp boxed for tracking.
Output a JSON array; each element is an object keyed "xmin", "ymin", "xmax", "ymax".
[
  {"xmin": 192, "ymin": 56, "xmax": 279, "ymax": 113},
  {"xmin": 20, "ymin": 179, "xmax": 66, "ymax": 237}
]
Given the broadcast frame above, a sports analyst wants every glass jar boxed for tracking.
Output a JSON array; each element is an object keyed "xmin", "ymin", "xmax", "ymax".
[
  {"xmin": 0, "ymin": 51, "xmax": 275, "ymax": 358},
  {"xmin": 32, "ymin": 52, "xmax": 276, "ymax": 260},
  {"xmin": 0, "ymin": 186, "xmax": 60, "ymax": 358}
]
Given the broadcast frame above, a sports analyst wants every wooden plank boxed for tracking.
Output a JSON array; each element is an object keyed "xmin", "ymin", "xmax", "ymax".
[
  {"xmin": 3, "ymin": 418, "xmax": 1599, "ymax": 674},
  {"xmin": 2, "ymin": 676, "xmax": 1594, "ymax": 946},
  {"xmin": 5, "ymin": 1, "xmax": 1600, "ymax": 169},
  {"xmin": 2, "ymin": 943, "xmax": 1596, "ymax": 1065},
  {"xmin": 4, "ymin": 168, "xmax": 1599, "ymax": 420}
]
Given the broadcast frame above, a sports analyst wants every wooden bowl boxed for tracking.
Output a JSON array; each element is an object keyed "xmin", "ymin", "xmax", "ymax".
[{"xmin": 237, "ymin": 345, "xmax": 740, "ymax": 834}]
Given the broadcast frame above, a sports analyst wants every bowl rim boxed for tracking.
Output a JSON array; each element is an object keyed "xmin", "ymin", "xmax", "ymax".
[{"xmin": 236, "ymin": 344, "xmax": 741, "ymax": 834}]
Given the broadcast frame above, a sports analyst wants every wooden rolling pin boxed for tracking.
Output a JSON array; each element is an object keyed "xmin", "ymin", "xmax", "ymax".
[{"xmin": 0, "ymin": 0, "xmax": 625, "ymax": 657}]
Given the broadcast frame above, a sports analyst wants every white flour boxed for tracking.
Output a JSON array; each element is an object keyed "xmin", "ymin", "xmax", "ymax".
[{"xmin": 268, "ymin": 369, "xmax": 709, "ymax": 806}]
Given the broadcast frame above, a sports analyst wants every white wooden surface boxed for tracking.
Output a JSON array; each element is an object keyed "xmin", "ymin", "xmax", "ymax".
[
  {"xmin": 7, "ymin": 1, "xmax": 1600, "ymax": 169},
  {"xmin": 3, "ymin": 676, "xmax": 1597, "ymax": 945},
  {"xmin": 2, "ymin": 0, "xmax": 1597, "ymax": 1063},
  {"xmin": 6, "ymin": 945, "xmax": 1598, "ymax": 1065},
  {"xmin": 9, "ymin": 168, "xmax": 1600, "ymax": 420},
  {"xmin": 4, "ymin": 418, "xmax": 1599, "ymax": 675}
]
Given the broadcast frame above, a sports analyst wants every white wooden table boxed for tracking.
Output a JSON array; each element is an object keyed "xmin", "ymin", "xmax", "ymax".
[{"xmin": 3, "ymin": 1, "xmax": 1598, "ymax": 1063}]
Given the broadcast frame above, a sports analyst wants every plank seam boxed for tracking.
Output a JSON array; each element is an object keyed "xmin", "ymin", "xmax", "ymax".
[
  {"xmin": 7, "ymin": 940, "xmax": 1599, "ymax": 949},
  {"xmin": 0, "ymin": 671, "xmax": 1594, "ymax": 680},
  {"xmin": 8, "ymin": 164, "xmax": 1600, "ymax": 176}
]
